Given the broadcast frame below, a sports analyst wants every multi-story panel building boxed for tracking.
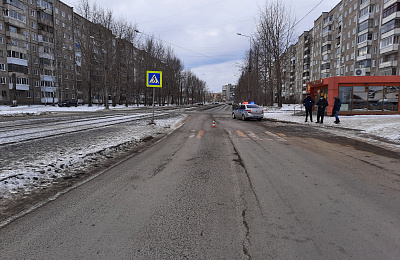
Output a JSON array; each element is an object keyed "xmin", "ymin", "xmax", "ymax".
[
  {"xmin": 2, "ymin": 0, "xmax": 30, "ymax": 105},
  {"xmin": 54, "ymin": 0, "xmax": 75, "ymax": 102},
  {"xmin": 284, "ymin": 0, "xmax": 400, "ymax": 104}
]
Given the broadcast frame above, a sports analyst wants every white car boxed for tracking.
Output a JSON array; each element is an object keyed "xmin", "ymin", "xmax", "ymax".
[{"xmin": 232, "ymin": 103, "xmax": 264, "ymax": 121}]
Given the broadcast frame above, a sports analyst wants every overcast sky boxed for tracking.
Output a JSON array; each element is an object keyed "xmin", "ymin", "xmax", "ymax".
[{"xmin": 65, "ymin": 0, "xmax": 340, "ymax": 93}]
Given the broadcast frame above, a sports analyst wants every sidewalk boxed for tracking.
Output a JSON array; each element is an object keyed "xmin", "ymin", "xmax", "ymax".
[{"xmin": 263, "ymin": 104, "xmax": 400, "ymax": 151}]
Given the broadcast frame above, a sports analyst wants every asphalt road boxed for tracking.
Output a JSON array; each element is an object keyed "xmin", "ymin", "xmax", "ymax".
[{"xmin": 1, "ymin": 105, "xmax": 400, "ymax": 259}]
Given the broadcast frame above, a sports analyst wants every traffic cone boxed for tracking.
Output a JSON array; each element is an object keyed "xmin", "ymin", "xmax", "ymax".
[{"xmin": 212, "ymin": 119, "xmax": 216, "ymax": 127}]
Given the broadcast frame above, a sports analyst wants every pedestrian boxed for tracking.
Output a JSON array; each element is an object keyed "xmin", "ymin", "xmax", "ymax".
[
  {"xmin": 316, "ymin": 95, "xmax": 329, "ymax": 124},
  {"xmin": 303, "ymin": 93, "xmax": 315, "ymax": 122},
  {"xmin": 333, "ymin": 97, "xmax": 341, "ymax": 124}
]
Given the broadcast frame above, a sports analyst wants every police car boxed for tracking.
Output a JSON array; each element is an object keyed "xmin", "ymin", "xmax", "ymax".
[{"xmin": 232, "ymin": 102, "xmax": 264, "ymax": 121}]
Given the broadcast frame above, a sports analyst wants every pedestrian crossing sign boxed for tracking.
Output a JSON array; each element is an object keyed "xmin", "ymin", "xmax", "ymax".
[{"xmin": 146, "ymin": 71, "xmax": 162, "ymax": 88}]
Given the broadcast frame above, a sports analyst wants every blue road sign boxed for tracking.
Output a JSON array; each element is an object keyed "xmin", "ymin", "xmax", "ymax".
[{"xmin": 146, "ymin": 71, "xmax": 162, "ymax": 87}]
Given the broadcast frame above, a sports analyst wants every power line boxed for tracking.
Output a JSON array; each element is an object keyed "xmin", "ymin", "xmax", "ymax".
[
  {"xmin": 294, "ymin": 0, "xmax": 327, "ymax": 28},
  {"xmin": 135, "ymin": 30, "xmax": 225, "ymax": 63}
]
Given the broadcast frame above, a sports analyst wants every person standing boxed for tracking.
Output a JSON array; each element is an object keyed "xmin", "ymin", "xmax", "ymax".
[
  {"xmin": 316, "ymin": 95, "xmax": 329, "ymax": 124},
  {"xmin": 303, "ymin": 93, "xmax": 315, "ymax": 122},
  {"xmin": 333, "ymin": 97, "xmax": 341, "ymax": 124}
]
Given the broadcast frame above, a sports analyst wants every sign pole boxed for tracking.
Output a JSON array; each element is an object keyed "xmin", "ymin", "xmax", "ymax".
[
  {"xmin": 151, "ymin": 87, "xmax": 155, "ymax": 124},
  {"xmin": 146, "ymin": 71, "xmax": 162, "ymax": 125}
]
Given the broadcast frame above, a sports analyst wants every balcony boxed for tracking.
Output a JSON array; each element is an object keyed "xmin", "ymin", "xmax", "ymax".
[
  {"xmin": 384, "ymin": 0, "xmax": 399, "ymax": 9},
  {"xmin": 9, "ymin": 83, "xmax": 29, "ymax": 91},
  {"xmin": 40, "ymin": 75, "xmax": 56, "ymax": 82},
  {"xmin": 39, "ymin": 52, "xmax": 54, "ymax": 60},
  {"xmin": 379, "ymin": 60, "xmax": 398, "ymax": 69},
  {"xmin": 380, "ymin": 44, "xmax": 399, "ymax": 54},
  {"xmin": 382, "ymin": 12, "xmax": 400, "ymax": 25},
  {"xmin": 7, "ymin": 57, "xmax": 28, "ymax": 67},
  {"xmin": 357, "ymin": 40, "xmax": 372, "ymax": 48},
  {"xmin": 359, "ymin": 13, "xmax": 374, "ymax": 24},
  {"xmin": 381, "ymin": 28, "xmax": 400, "ymax": 39},
  {"xmin": 360, "ymin": 0, "xmax": 371, "ymax": 9},
  {"xmin": 357, "ymin": 54, "xmax": 371, "ymax": 61},
  {"xmin": 5, "ymin": 31, "xmax": 26, "ymax": 41},
  {"xmin": 4, "ymin": 17, "xmax": 26, "ymax": 29}
]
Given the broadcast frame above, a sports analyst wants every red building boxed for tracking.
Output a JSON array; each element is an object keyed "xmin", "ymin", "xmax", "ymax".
[{"xmin": 307, "ymin": 76, "xmax": 400, "ymax": 115}]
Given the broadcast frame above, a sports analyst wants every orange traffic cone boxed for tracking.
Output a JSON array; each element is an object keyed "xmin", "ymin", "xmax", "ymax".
[{"xmin": 212, "ymin": 119, "xmax": 216, "ymax": 127}]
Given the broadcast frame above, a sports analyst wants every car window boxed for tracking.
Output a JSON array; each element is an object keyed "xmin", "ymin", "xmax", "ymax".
[{"xmin": 246, "ymin": 105, "xmax": 259, "ymax": 108}]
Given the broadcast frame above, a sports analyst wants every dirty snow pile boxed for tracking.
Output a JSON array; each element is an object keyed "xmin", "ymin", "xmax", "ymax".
[{"xmin": 0, "ymin": 105, "xmax": 186, "ymax": 200}]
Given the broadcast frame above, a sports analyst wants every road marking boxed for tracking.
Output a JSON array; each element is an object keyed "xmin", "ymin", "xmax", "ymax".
[
  {"xmin": 247, "ymin": 131, "xmax": 262, "ymax": 140},
  {"xmin": 189, "ymin": 130, "xmax": 196, "ymax": 138},
  {"xmin": 197, "ymin": 130, "xmax": 205, "ymax": 139},
  {"xmin": 264, "ymin": 131, "xmax": 287, "ymax": 141},
  {"xmin": 236, "ymin": 130, "xmax": 248, "ymax": 138}
]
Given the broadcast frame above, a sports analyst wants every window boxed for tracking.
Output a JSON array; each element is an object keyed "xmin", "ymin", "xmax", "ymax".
[
  {"xmin": 380, "ymin": 35, "xmax": 398, "ymax": 48},
  {"xmin": 31, "ymin": 10, "xmax": 35, "ymax": 17},
  {"xmin": 0, "ymin": 64, "xmax": 5, "ymax": 71},
  {"xmin": 32, "ymin": 22, "xmax": 36, "ymax": 29},
  {"xmin": 358, "ymin": 33, "xmax": 372, "ymax": 43},
  {"xmin": 27, "ymin": 92, "xmax": 31, "ymax": 98},
  {"xmin": 381, "ymin": 19, "xmax": 400, "ymax": 35},
  {"xmin": 62, "ymin": 11, "xmax": 65, "ymax": 17},
  {"xmin": 1, "ymin": 77, "xmax": 6, "ymax": 84},
  {"xmin": 55, "ymin": 8, "xmax": 59, "ymax": 14},
  {"xmin": 360, "ymin": 5, "xmax": 374, "ymax": 17},
  {"xmin": 383, "ymin": 3, "xmax": 400, "ymax": 19}
]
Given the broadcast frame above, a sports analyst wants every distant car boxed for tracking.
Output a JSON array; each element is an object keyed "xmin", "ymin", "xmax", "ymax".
[
  {"xmin": 232, "ymin": 103, "xmax": 264, "ymax": 121},
  {"xmin": 197, "ymin": 102, "xmax": 204, "ymax": 105},
  {"xmin": 59, "ymin": 100, "xmax": 78, "ymax": 107}
]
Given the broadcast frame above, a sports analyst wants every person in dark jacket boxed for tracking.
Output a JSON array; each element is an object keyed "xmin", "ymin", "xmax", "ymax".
[
  {"xmin": 303, "ymin": 93, "xmax": 315, "ymax": 122},
  {"xmin": 316, "ymin": 95, "xmax": 329, "ymax": 124},
  {"xmin": 333, "ymin": 97, "xmax": 341, "ymax": 124}
]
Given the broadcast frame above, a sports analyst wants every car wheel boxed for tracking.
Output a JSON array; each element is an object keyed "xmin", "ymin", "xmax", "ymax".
[
  {"xmin": 242, "ymin": 114, "xmax": 246, "ymax": 121},
  {"xmin": 232, "ymin": 113, "xmax": 236, "ymax": 119}
]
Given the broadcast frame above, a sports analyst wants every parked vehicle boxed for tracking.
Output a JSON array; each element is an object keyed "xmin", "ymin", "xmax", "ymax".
[
  {"xmin": 59, "ymin": 100, "xmax": 78, "ymax": 107},
  {"xmin": 232, "ymin": 102, "xmax": 264, "ymax": 121}
]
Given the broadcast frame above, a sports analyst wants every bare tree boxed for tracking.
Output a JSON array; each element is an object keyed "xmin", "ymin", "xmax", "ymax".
[{"xmin": 255, "ymin": 0, "xmax": 296, "ymax": 106}]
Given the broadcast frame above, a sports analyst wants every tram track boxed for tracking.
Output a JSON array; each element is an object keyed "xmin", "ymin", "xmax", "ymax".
[{"xmin": 0, "ymin": 112, "xmax": 169, "ymax": 146}]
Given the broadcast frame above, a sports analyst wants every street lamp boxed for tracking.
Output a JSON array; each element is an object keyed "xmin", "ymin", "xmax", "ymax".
[{"xmin": 237, "ymin": 33, "xmax": 252, "ymax": 101}]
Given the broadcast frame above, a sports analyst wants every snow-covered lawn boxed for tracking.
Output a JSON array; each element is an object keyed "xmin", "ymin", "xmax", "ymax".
[{"xmin": 263, "ymin": 104, "xmax": 400, "ymax": 144}]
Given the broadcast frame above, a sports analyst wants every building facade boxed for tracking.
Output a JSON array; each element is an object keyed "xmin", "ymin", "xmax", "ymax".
[
  {"xmin": 284, "ymin": 0, "xmax": 400, "ymax": 111},
  {"xmin": 222, "ymin": 83, "xmax": 236, "ymax": 103}
]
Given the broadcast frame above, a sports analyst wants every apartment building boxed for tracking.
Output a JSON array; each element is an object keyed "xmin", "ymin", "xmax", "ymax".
[
  {"xmin": 222, "ymin": 83, "xmax": 236, "ymax": 102},
  {"xmin": 285, "ymin": 0, "xmax": 400, "ymax": 106},
  {"xmin": 0, "ymin": 0, "xmax": 126, "ymax": 106}
]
